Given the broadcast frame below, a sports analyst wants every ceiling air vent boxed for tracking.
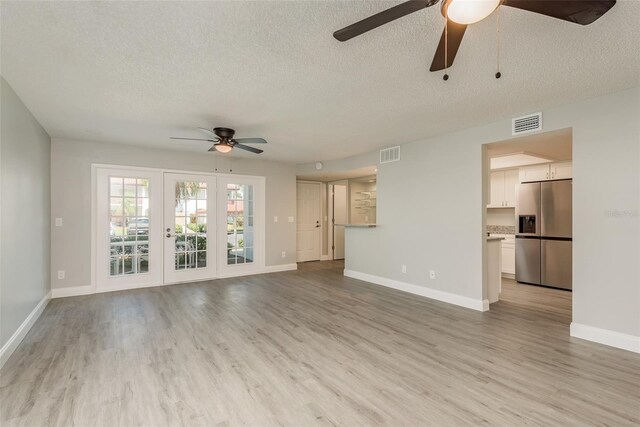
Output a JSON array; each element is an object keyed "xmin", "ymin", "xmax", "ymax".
[
  {"xmin": 380, "ymin": 146, "xmax": 401, "ymax": 164},
  {"xmin": 512, "ymin": 112, "xmax": 542, "ymax": 136}
]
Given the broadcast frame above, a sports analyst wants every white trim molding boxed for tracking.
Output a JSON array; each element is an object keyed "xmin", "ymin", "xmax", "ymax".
[
  {"xmin": 344, "ymin": 269, "xmax": 488, "ymax": 312},
  {"xmin": 0, "ymin": 292, "xmax": 51, "ymax": 369},
  {"xmin": 51, "ymin": 264, "xmax": 299, "ymax": 299},
  {"xmin": 320, "ymin": 255, "xmax": 332, "ymax": 261},
  {"xmin": 51, "ymin": 285, "xmax": 93, "ymax": 299},
  {"xmin": 570, "ymin": 322, "xmax": 640, "ymax": 353},
  {"xmin": 263, "ymin": 263, "xmax": 298, "ymax": 274}
]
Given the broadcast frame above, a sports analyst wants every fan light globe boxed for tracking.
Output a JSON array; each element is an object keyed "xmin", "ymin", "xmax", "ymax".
[
  {"xmin": 443, "ymin": 0, "xmax": 501, "ymax": 25},
  {"xmin": 215, "ymin": 143, "xmax": 233, "ymax": 153}
]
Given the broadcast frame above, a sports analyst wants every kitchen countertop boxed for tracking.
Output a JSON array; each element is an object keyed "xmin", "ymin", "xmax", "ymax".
[
  {"xmin": 335, "ymin": 224, "xmax": 377, "ymax": 228},
  {"xmin": 487, "ymin": 237, "xmax": 505, "ymax": 241}
]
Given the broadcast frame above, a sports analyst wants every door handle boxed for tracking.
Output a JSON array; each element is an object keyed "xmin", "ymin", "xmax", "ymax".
[{"xmin": 166, "ymin": 233, "xmax": 174, "ymax": 238}]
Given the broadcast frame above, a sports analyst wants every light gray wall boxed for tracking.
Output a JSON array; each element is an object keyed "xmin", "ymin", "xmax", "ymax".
[
  {"xmin": 0, "ymin": 77, "xmax": 51, "ymax": 348},
  {"xmin": 341, "ymin": 87, "xmax": 639, "ymax": 338},
  {"xmin": 50, "ymin": 138, "xmax": 296, "ymax": 291}
]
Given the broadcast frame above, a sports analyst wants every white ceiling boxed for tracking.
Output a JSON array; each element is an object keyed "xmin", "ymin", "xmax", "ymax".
[{"xmin": 2, "ymin": 1, "xmax": 639, "ymax": 163}]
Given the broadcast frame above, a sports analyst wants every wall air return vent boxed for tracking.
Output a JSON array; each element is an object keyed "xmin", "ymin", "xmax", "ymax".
[
  {"xmin": 512, "ymin": 112, "xmax": 542, "ymax": 135},
  {"xmin": 380, "ymin": 146, "xmax": 401, "ymax": 164}
]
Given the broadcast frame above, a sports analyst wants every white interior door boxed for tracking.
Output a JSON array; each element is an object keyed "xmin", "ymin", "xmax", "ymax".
[
  {"xmin": 163, "ymin": 173, "xmax": 217, "ymax": 284},
  {"xmin": 332, "ymin": 185, "xmax": 347, "ymax": 260},
  {"xmin": 96, "ymin": 168, "xmax": 163, "ymax": 292},
  {"xmin": 296, "ymin": 182, "xmax": 321, "ymax": 262}
]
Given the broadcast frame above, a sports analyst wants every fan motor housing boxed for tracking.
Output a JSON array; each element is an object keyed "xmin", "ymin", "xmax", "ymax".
[{"xmin": 213, "ymin": 127, "xmax": 235, "ymax": 139}]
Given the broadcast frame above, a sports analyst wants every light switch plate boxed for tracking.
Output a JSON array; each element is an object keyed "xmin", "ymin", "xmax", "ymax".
[
  {"xmin": 288, "ymin": 216, "xmax": 294, "ymax": 223},
  {"xmin": 274, "ymin": 216, "xmax": 278, "ymax": 223},
  {"xmin": 55, "ymin": 218, "xmax": 63, "ymax": 227}
]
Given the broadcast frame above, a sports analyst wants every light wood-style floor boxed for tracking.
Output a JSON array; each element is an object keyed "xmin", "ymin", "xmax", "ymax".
[{"xmin": 2, "ymin": 261, "xmax": 639, "ymax": 426}]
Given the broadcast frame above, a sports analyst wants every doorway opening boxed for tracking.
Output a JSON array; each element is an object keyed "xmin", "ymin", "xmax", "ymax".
[
  {"xmin": 482, "ymin": 128, "xmax": 573, "ymax": 320},
  {"xmin": 296, "ymin": 167, "xmax": 377, "ymax": 263}
]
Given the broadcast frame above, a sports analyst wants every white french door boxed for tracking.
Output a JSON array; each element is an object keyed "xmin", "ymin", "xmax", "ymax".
[
  {"xmin": 96, "ymin": 167, "xmax": 265, "ymax": 292},
  {"xmin": 217, "ymin": 175, "xmax": 265, "ymax": 277},
  {"xmin": 96, "ymin": 168, "xmax": 163, "ymax": 292},
  {"xmin": 163, "ymin": 173, "xmax": 217, "ymax": 284}
]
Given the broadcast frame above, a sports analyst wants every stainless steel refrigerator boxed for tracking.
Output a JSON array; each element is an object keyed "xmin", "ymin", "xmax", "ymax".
[{"xmin": 515, "ymin": 180, "xmax": 572, "ymax": 290}]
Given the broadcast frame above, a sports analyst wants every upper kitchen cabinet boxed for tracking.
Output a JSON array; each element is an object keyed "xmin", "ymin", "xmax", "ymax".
[
  {"xmin": 519, "ymin": 164, "xmax": 550, "ymax": 182},
  {"xmin": 519, "ymin": 162, "xmax": 572, "ymax": 183},
  {"xmin": 550, "ymin": 161, "xmax": 572, "ymax": 180},
  {"xmin": 489, "ymin": 169, "xmax": 518, "ymax": 208}
]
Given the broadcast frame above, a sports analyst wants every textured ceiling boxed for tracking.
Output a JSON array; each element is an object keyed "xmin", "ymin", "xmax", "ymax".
[{"xmin": 1, "ymin": 1, "xmax": 639, "ymax": 163}]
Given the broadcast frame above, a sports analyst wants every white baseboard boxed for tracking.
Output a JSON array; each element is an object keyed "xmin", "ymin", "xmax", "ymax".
[
  {"xmin": 51, "ymin": 284, "xmax": 93, "ymax": 299},
  {"xmin": 320, "ymin": 255, "xmax": 332, "ymax": 261},
  {"xmin": 501, "ymin": 273, "xmax": 515, "ymax": 280},
  {"xmin": 263, "ymin": 263, "xmax": 298, "ymax": 273},
  {"xmin": 570, "ymin": 322, "xmax": 640, "ymax": 353},
  {"xmin": 0, "ymin": 291, "xmax": 51, "ymax": 369},
  {"xmin": 51, "ymin": 265, "xmax": 299, "ymax": 299},
  {"xmin": 344, "ymin": 269, "xmax": 488, "ymax": 312}
]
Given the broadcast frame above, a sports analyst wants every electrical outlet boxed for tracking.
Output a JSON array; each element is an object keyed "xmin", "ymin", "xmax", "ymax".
[
  {"xmin": 57, "ymin": 270, "xmax": 65, "ymax": 280},
  {"xmin": 55, "ymin": 218, "xmax": 63, "ymax": 227},
  {"xmin": 281, "ymin": 251, "xmax": 286, "ymax": 258},
  {"xmin": 274, "ymin": 216, "xmax": 278, "ymax": 223},
  {"xmin": 429, "ymin": 270, "xmax": 436, "ymax": 280},
  {"xmin": 401, "ymin": 265, "xmax": 407, "ymax": 274}
]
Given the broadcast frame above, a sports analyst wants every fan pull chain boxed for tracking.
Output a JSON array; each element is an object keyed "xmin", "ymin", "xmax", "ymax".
[
  {"xmin": 443, "ymin": 18, "xmax": 449, "ymax": 81},
  {"xmin": 496, "ymin": 8, "xmax": 502, "ymax": 79}
]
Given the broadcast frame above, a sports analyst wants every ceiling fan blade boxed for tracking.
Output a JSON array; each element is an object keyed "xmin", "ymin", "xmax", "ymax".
[
  {"xmin": 502, "ymin": 0, "xmax": 616, "ymax": 25},
  {"xmin": 429, "ymin": 20, "xmax": 467, "ymax": 72},
  {"xmin": 233, "ymin": 138, "xmax": 267, "ymax": 144},
  {"xmin": 171, "ymin": 137, "xmax": 217, "ymax": 142},
  {"xmin": 208, "ymin": 145, "xmax": 217, "ymax": 152},
  {"xmin": 198, "ymin": 127, "xmax": 218, "ymax": 138},
  {"xmin": 333, "ymin": 0, "xmax": 439, "ymax": 42},
  {"xmin": 233, "ymin": 143, "xmax": 264, "ymax": 154}
]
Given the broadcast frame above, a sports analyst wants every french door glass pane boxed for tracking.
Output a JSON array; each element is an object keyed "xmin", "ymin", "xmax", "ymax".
[
  {"xmin": 226, "ymin": 183, "xmax": 254, "ymax": 265},
  {"xmin": 109, "ymin": 177, "xmax": 150, "ymax": 276},
  {"xmin": 174, "ymin": 181, "xmax": 207, "ymax": 270}
]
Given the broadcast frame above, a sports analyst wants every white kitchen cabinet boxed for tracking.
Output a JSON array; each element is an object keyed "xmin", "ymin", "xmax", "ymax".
[
  {"xmin": 504, "ymin": 169, "xmax": 518, "ymax": 207},
  {"xmin": 519, "ymin": 164, "xmax": 550, "ymax": 182},
  {"xmin": 551, "ymin": 161, "xmax": 572, "ymax": 180},
  {"xmin": 502, "ymin": 243, "xmax": 515, "ymax": 275},
  {"xmin": 519, "ymin": 162, "xmax": 572, "ymax": 183},
  {"xmin": 488, "ymin": 169, "xmax": 518, "ymax": 207},
  {"xmin": 490, "ymin": 171, "xmax": 504, "ymax": 207},
  {"xmin": 491, "ymin": 234, "xmax": 515, "ymax": 275}
]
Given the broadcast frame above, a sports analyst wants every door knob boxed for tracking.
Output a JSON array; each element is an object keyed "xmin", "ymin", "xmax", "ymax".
[{"xmin": 166, "ymin": 233, "xmax": 174, "ymax": 238}]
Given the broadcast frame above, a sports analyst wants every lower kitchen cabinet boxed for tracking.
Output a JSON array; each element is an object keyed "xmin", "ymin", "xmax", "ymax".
[
  {"xmin": 492, "ymin": 234, "xmax": 515, "ymax": 275},
  {"xmin": 502, "ymin": 243, "xmax": 515, "ymax": 275}
]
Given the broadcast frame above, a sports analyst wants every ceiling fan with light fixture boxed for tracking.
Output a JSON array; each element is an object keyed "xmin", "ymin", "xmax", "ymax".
[
  {"xmin": 171, "ymin": 127, "xmax": 267, "ymax": 154},
  {"xmin": 333, "ymin": 0, "xmax": 616, "ymax": 74}
]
